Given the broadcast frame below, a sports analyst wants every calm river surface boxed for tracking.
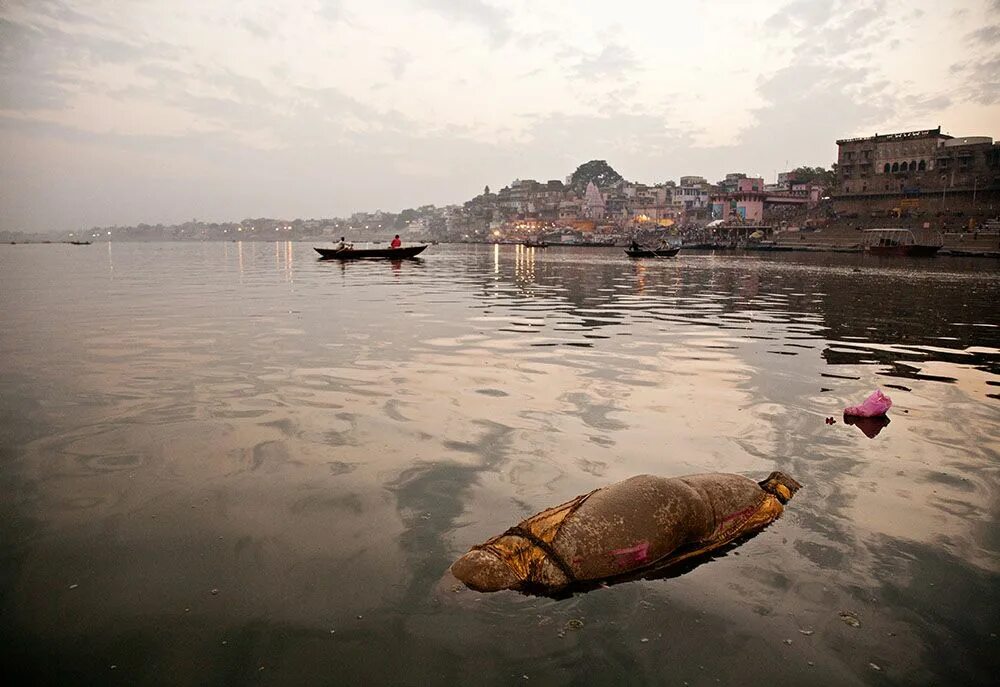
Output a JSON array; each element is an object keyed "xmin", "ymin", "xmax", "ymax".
[{"xmin": 1, "ymin": 242, "xmax": 998, "ymax": 686}]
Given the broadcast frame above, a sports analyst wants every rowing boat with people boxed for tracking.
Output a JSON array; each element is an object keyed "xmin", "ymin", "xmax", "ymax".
[
  {"xmin": 314, "ymin": 245, "xmax": 428, "ymax": 260},
  {"xmin": 625, "ymin": 246, "xmax": 680, "ymax": 258}
]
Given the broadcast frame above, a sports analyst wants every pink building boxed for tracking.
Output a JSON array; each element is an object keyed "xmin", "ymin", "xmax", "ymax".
[{"xmin": 736, "ymin": 177, "xmax": 765, "ymax": 193}]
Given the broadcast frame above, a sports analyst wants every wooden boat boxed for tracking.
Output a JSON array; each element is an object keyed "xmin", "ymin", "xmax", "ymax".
[
  {"xmin": 625, "ymin": 246, "xmax": 680, "ymax": 258},
  {"xmin": 523, "ymin": 240, "xmax": 549, "ymax": 248},
  {"xmin": 862, "ymin": 229, "xmax": 940, "ymax": 256},
  {"xmin": 314, "ymin": 245, "xmax": 428, "ymax": 260}
]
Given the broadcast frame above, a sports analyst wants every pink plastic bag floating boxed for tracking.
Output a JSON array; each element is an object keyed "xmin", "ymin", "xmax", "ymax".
[{"xmin": 844, "ymin": 389, "xmax": 892, "ymax": 417}]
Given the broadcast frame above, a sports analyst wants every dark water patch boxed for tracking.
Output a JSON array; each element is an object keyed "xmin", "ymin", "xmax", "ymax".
[
  {"xmin": 327, "ymin": 461, "xmax": 356, "ymax": 475},
  {"xmin": 383, "ymin": 399, "xmax": 409, "ymax": 422},
  {"xmin": 289, "ymin": 491, "xmax": 363, "ymax": 515},
  {"xmin": 475, "ymin": 389, "xmax": 508, "ymax": 397},
  {"xmin": 793, "ymin": 539, "xmax": 845, "ymax": 568},
  {"xmin": 919, "ymin": 471, "xmax": 976, "ymax": 491},
  {"xmin": 249, "ymin": 441, "xmax": 290, "ymax": 471},
  {"xmin": 869, "ymin": 536, "xmax": 1000, "ymax": 685},
  {"xmin": 77, "ymin": 452, "xmax": 146, "ymax": 473}
]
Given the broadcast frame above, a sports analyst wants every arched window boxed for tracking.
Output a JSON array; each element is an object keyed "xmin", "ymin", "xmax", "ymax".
[
  {"xmin": 891, "ymin": 162, "xmax": 899, "ymax": 172},
  {"xmin": 883, "ymin": 163, "xmax": 891, "ymax": 173},
  {"xmin": 918, "ymin": 160, "xmax": 926, "ymax": 171},
  {"xmin": 909, "ymin": 161, "xmax": 917, "ymax": 172}
]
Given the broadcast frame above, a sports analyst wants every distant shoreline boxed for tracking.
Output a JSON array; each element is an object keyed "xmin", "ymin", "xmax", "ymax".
[{"xmin": 5, "ymin": 238, "xmax": 998, "ymax": 258}]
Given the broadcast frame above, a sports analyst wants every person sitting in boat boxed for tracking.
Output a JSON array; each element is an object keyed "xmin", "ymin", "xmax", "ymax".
[
  {"xmin": 390, "ymin": 235, "xmax": 402, "ymax": 249},
  {"xmin": 336, "ymin": 237, "xmax": 353, "ymax": 251},
  {"xmin": 630, "ymin": 238, "xmax": 640, "ymax": 251}
]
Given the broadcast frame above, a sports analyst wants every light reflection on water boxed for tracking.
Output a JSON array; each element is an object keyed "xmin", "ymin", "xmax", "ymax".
[{"xmin": 0, "ymin": 242, "xmax": 998, "ymax": 685}]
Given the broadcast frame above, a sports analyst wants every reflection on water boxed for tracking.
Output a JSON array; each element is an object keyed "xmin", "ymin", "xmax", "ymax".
[{"xmin": 0, "ymin": 243, "xmax": 997, "ymax": 685}]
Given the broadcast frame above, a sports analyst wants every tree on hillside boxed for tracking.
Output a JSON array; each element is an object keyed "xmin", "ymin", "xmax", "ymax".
[
  {"xmin": 569, "ymin": 160, "xmax": 625, "ymax": 193},
  {"xmin": 787, "ymin": 166, "xmax": 836, "ymax": 188}
]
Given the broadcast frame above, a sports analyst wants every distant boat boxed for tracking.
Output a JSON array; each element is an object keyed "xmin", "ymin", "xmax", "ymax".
[
  {"xmin": 523, "ymin": 240, "xmax": 548, "ymax": 248},
  {"xmin": 314, "ymin": 244, "xmax": 428, "ymax": 260},
  {"xmin": 68, "ymin": 241, "xmax": 91, "ymax": 245},
  {"xmin": 863, "ymin": 228, "xmax": 940, "ymax": 256},
  {"xmin": 625, "ymin": 246, "xmax": 680, "ymax": 258}
]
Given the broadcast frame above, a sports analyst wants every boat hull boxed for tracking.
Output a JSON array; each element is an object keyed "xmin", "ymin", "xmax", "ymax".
[
  {"xmin": 625, "ymin": 248, "xmax": 680, "ymax": 258},
  {"xmin": 314, "ymin": 245, "xmax": 428, "ymax": 260}
]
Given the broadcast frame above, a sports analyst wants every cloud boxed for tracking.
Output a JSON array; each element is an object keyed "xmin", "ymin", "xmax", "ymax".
[
  {"xmin": 764, "ymin": 0, "xmax": 835, "ymax": 31},
  {"xmin": 570, "ymin": 44, "xmax": 638, "ymax": 80},
  {"xmin": 966, "ymin": 24, "xmax": 1000, "ymax": 45},
  {"xmin": 387, "ymin": 48, "xmax": 410, "ymax": 80},
  {"xmin": 416, "ymin": 0, "xmax": 511, "ymax": 47},
  {"xmin": 950, "ymin": 55, "xmax": 1000, "ymax": 105},
  {"xmin": 317, "ymin": 0, "xmax": 344, "ymax": 23}
]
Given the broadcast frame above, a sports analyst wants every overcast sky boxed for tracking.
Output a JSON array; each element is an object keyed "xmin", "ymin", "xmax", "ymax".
[{"xmin": 1, "ymin": 0, "xmax": 998, "ymax": 232}]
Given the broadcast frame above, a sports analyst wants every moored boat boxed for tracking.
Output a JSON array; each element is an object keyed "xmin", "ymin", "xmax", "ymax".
[
  {"xmin": 314, "ymin": 244, "xmax": 428, "ymax": 260},
  {"xmin": 863, "ymin": 228, "xmax": 941, "ymax": 256}
]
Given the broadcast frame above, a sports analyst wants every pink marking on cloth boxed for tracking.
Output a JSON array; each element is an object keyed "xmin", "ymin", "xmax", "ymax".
[
  {"xmin": 720, "ymin": 505, "xmax": 757, "ymax": 524},
  {"xmin": 611, "ymin": 541, "xmax": 650, "ymax": 567}
]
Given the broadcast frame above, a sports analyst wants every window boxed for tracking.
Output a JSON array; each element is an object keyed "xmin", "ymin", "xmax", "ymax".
[
  {"xmin": 884, "ymin": 163, "xmax": 891, "ymax": 173},
  {"xmin": 892, "ymin": 162, "xmax": 899, "ymax": 172},
  {"xmin": 909, "ymin": 161, "xmax": 917, "ymax": 172},
  {"xmin": 918, "ymin": 160, "xmax": 926, "ymax": 171}
]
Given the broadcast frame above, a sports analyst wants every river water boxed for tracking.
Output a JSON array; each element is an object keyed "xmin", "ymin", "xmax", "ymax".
[{"xmin": 1, "ymin": 242, "xmax": 997, "ymax": 686}]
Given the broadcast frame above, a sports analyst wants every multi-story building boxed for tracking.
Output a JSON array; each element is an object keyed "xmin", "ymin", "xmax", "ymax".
[
  {"xmin": 835, "ymin": 127, "xmax": 1000, "ymax": 195},
  {"xmin": 672, "ymin": 186, "xmax": 710, "ymax": 210},
  {"xmin": 679, "ymin": 175, "xmax": 708, "ymax": 187},
  {"xmin": 833, "ymin": 126, "xmax": 1000, "ymax": 216}
]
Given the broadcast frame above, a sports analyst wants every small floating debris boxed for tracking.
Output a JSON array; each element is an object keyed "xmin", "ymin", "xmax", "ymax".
[
  {"xmin": 799, "ymin": 629, "xmax": 814, "ymax": 636},
  {"xmin": 844, "ymin": 389, "xmax": 892, "ymax": 418},
  {"xmin": 839, "ymin": 611, "xmax": 861, "ymax": 628},
  {"xmin": 869, "ymin": 662, "xmax": 882, "ymax": 672},
  {"xmin": 565, "ymin": 619, "xmax": 584, "ymax": 631},
  {"xmin": 210, "ymin": 588, "xmax": 219, "ymax": 596},
  {"xmin": 69, "ymin": 584, "xmax": 79, "ymax": 590},
  {"xmin": 825, "ymin": 417, "xmax": 836, "ymax": 425}
]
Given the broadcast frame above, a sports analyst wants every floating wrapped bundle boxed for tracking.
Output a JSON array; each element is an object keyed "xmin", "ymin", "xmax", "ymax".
[{"xmin": 451, "ymin": 471, "xmax": 801, "ymax": 593}]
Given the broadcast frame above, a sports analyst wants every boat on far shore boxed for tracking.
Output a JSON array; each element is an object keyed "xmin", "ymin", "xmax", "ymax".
[
  {"xmin": 863, "ymin": 228, "xmax": 941, "ymax": 257},
  {"xmin": 625, "ymin": 246, "xmax": 680, "ymax": 258}
]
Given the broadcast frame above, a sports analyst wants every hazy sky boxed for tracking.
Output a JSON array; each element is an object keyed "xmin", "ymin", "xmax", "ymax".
[{"xmin": 1, "ymin": 0, "xmax": 998, "ymax": 232}]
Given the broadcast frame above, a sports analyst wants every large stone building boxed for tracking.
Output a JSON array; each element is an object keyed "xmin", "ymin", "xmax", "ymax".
[{"xmin": 835, "ymin": 127, "xmax": 1000, "ymax": 199}]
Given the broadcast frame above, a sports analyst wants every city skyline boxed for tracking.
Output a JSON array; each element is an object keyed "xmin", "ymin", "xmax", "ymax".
[{"xmin": 2, "ymin": 0, "xmax": 998, "ymax": 233}]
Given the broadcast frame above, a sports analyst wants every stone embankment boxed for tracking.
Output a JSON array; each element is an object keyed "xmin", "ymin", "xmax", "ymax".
[{"xmin": 771, "ymin": 225, "xmax": 999, "ymax": 257}]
